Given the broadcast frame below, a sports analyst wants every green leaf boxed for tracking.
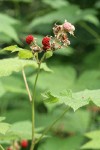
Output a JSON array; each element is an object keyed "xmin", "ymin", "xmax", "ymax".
[
  {"xmin": 29, "ymin": 5, "xmax": 98, "ymax": 29},
  {"xmin": 3, "ymin": 45, "xmax": 31, "ymax": 53},
  {"xmin": 1, "ymin": 76, "xmax": 27, "ymax": 94},
  {"xmin": 0, "ymin": 24, "xmax": 19, "ymax": 43},
  {"xmin": 8, "ymin": 121, "xmax": 32, "ymax": 139},
  {"xmin": 18, "ymin": 50, "xmax": 33, "ymax": 59},
  {"xmin": 38, "ymin": 135, "xmax": 84, "ymax": 150},
  {"xmin": 42, "ymin": 91, "xmax": 59, "ymax": 103},
  {"xmin": 82, "ymin": 130, "xmax": 100, "ymax": 149},
  {"xmin": 73, "ymin": 70, "xmax": 100, "ymax": 91},
  {"xmin": 0, "ymin": 57, "xmax": 51, "ymax": 77},
  {"xmin": 0, "ymin": 121, "xmax": 44, "ymax": 141},
  {"xmin": 0, "ymin": 123, "xmax": 11, "ymax": 135},
  {"xmin": 0, "ymin": 13, "xmax": 19, "ymax": 25},
  {"xmin": 0, "ymin": 117, "xmax": 6, "ymax": 122},
  {"xmin": 0, "ymin": 81, "xmax": 6, "ymax": 97},
  {"xmin": 0, "ymin": 13, "xmax": 19, "ymax": 42},
  {"xmin": 31, "ymin": 65, "xmax": 76, "ymax": 94},
  {"xmin": 3, "ymin": 45, "xmax": 18, "ymax": 52},
  {"xmin": 55, "ymin": 47, "xmax": 74, "ymax": 56},
  {"xmin": 36, "ymin": 109, "xmax": 91, "ymax": 133},
  {"xmin": 42, "ymin": 0, "xmax": 68, "ymax": 9},
  {"xmin": 0, "ymin": 118, "xmax": 11, "ymax": 135},
  {"xmin": 42, "ymin": 89, "xmax": 100, "ymax": 111},
  {"xmin": 61, "ymin": 110, "xmax": 91, "ymax": 133},
  {"xmin": 11, "ymin": 0, "xmax": 32, "ymax": 2},
  {"xmin": 45, "ymin": 51, "xmax": 53, "ymax": 59}
]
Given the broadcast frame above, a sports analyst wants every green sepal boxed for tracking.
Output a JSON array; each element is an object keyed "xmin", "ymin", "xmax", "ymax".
[{"xmin": 45, "ymin": 50, "xmax": 53, "ymax": 59}]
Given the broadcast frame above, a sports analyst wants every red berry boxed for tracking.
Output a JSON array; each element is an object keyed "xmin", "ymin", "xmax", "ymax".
[
  {"xmin": 21, "ymin": 140, "xmax": 28, "ymax": 148},
  {"xmin": 26, "ymin": 35, "xmax": 34, "ymax": 45},
  {"xmin": 42, "ymin": 36, "xmax": 51, "ymax": 50},
  {"xmin": 43, "ymin": 45, "xmax": 51, "ymax": 50},
  {"xmin": 42, "ymin": 36, "xmax": 50, "ymax": 46}
]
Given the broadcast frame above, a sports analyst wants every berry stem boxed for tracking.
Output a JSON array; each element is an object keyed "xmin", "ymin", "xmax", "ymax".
[{"xmin": 30, "ymin": 62, "xmax": 41, "ymax": 150}]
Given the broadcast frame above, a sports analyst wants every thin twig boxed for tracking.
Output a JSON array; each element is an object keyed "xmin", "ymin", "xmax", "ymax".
[
  {"xmin": 22, "ymin": 68, "xmax": 32, "ymax": 102},
  {"xmin": 35, "ymin": 106, "xmax": 70, "ymax": 144}
]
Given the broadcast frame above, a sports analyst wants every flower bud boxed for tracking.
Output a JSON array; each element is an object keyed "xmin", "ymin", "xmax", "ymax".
[{"xmin": 63, "ymin": 20, "xmax": 75, "ymax": 35}]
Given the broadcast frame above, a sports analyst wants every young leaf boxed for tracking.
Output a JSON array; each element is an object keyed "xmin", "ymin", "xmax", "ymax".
[{"xmin": 18, "ymin": 50, "xmax": 33, "ymax": 59}]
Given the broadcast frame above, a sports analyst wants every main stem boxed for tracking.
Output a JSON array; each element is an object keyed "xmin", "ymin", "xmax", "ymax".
[{"xmin": 30, "ymin": 63, "xmax": 41, "ymax": 150}]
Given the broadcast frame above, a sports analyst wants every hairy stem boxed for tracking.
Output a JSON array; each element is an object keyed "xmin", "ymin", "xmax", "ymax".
[
  {"xmin": 35, "ymin": 106, "xmax": 70, "ymax": 144},
  {"xmin": 30, "ymin": 63, "xmax": 41, "ymax": 150},
  {"xmin": 0, "ymin": 145, "xmax": 5, "ymax": 150},
  {"xmin": 22, "ymin": 68, "xmax": 32, "ymax": 102}
]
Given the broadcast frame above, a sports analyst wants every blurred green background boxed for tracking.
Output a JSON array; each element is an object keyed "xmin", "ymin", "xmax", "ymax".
[{"xmin": 0, "ymin": 0, "xmax": 100, "ymax": 149}]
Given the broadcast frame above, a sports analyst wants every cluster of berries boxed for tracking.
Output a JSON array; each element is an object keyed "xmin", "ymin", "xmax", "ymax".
[
  {"xmin": 7, "ymin": 140, "xmax": 28, "ymax": 150},
  {"xmin": 26, "ymin": 20, "xmax": 75, "ymax": 54}
]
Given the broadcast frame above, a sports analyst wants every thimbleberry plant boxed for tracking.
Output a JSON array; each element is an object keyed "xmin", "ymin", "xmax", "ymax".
[{"xmin": 2, "ymin": 20, "xmax": 75, "ymax": 150}]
